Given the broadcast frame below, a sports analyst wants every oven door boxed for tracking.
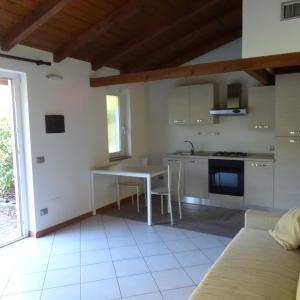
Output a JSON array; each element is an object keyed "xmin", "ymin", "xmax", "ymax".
[{"xmin": 209, "ymin": 159, "xmax": 244, "ymax": 196}]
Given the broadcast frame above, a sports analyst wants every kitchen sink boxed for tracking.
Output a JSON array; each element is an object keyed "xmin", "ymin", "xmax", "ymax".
[{"xmin": 174, "ymin": 151, "xmax": 211, "ymax": 156}]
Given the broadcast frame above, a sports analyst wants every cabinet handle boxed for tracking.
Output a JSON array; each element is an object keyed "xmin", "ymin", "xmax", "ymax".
[
  {"xmin": 288, "ymin": 130, "xmax": 300, "ymax": 135},
  {"xmin": 254, "ymin": 124, "xmax": 269, "ymax": 129},
  {"xmin": 189, "ymin": 160, "xmax": 196, "ymax": 163},
  {"xmin": 174, "ymin": 120, "xmax": 186, "ymax": 124},
  {"xmin": 251, "ymin": 162, "xmax": 267, "ymax": 167},
  {"xmin": 289, "ymin": 139, "xmax": 300, "ymax": 143}
]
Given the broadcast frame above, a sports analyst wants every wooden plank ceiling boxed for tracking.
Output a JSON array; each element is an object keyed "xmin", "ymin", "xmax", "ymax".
[{"xmin": 0, "ymin": 0, "xmax": 243, "ymax": 72}]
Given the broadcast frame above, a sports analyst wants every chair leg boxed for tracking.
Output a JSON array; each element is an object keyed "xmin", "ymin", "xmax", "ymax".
[
  {"xmin": 168, "ymin": 192, "xmax": 173, "ymax": 225},
  {"xmin": 178, "ymin": 190, "xmax": 182, "ymax": 220},
  {"xmin": 132, "ymin": 194, "xmax": 134, "ymax": 205},
  {"xmin": 116, "ymin": 182, "xmax": 120, "ymax": 210},
  {"xmin": 161, "ymin": 195, "xmax": 164, "ymax": 215},
  {"xmin": 144, "ymin": 180, "xmax": 147, "ymax": 206},
  {"xmin": 137, "ymin": 186, "xmax": 140, "ymax": 213}
]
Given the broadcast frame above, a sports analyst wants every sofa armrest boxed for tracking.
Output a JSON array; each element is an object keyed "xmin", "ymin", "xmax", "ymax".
[{"xmin": 245, "ymin": 209, "xmax": 284, "ymax": 231}]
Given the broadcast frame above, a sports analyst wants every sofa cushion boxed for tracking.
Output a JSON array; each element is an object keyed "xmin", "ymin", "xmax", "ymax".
[
  {"xmin": 269, "ymin": 207, "xmax": 300, "ymax": 250},
  {"xmin": 189, "ymin": 228, "xmax": 300, "ymax": 300}
]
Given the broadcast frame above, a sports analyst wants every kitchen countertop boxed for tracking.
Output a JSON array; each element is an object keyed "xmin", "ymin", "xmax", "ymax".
[{"xmin": 164, "ymin": 152, "xmax": 275, "ymax": 161}]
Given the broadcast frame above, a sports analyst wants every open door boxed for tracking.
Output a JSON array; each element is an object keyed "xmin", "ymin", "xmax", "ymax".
[{"xmin": 0, "ymin": 73, "xmax": 28, "ymax": 247}]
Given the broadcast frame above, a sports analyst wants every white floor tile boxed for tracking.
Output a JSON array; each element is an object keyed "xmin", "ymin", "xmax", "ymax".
[
  {"xmin": 123, "ymin": 292, "xmax": 163, "ymax": 300},
  {"xmin": 4, "ymin": 272, "xmax": 45, "ymax": 295},
  {"xmin": 48, "ymin": 253, "xmax": 80, "ymax": 270},
  {"xmin": 81, "ymin": 262, "xmax": 115, "ymax": 283},
  {"xmin": 81, "ymin": 229, "xmax": 106, "ymax": 241},
  {"xmin": 165, "ymin": 239, "xmax": 197, "ymax": 253},
  {"xmin": 145, "ymin": 254, "xmax": 180, "ymax": 272},
  {"xmin": 51, "ymin": 241, "xmax": 80, "ymax": 255},
  {"xmin": 174, "ymin": 250, "xmax": 210, "ymax": 267},
  {"xmin": 110, "ymin": 245, "xmax": 142, "ymax": 261},
  {"xmin": 0, "ymin": 277, "xmax": 9, "ymax": 294},
  {"xmin": 161, "ymin": 286, "xmax": 196, "ymax": 300},
  {"xmin": 81, "ymin": 249, "xmax": 111, "ymax": 265},
  {"xmin": 184, "ymin": 263, "xmax": 212, "ymax": 284},
  {"xmin": 138, "ymin": 242, "xmax": 170, "ymax": 257},
  {"xmin": 216, "ymin": 236, "xmax": 232, "ymax": 246},
  {"xmin": 81, "ymin": 278, "xmax": 121, "ymax": 300},
  {"xmin": 44, "ymin": 267, "xmax": 80, "ymax": 289},
  {"xmin": 81, "ymin": 238, "xmax": 109, "ymax": 252},
  {"xmin": 201, "ymin": 246, "xmax": 226, "ymax": 262},
  {"xmin": 114, "ymin": 258, "xmax": 148, "ymax": 277},
  {"xmin": 2, "ymin": 291, "xmax": 42, "ymax": 300},
  {"xmin": 0, "ymin": 256, "xmax": 17, "ymax": 277},
  {"xmin": 157, "ymin": 230, "xmax": 187, "ymax": 242},
  {"xmin": 14, "ymin": 256, "xmax": 49, "ymax": 274},
  {"xmin": 152, "ymin": 268, "xmax": 194, "ymax": 290},
  {"xmin": 108, "ymin": 235, "xmax": 136, "ymax": 248},
  {"xmin": 190, "ymin": 235, "xmax": 223, "ymax": 249},
  {"xmin": 41, "ymin": 284, "xmax": 80, "ymax": 300},
  {"xmin": 134, "ymin": 232, "xmax": 162, "ymax": 244},
  {"xmin": 118, "ymin": 273, "xmax": 158, "ymax": 297}
]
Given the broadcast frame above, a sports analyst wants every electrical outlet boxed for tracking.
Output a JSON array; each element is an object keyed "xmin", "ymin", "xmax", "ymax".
[
  {"xmin": 40, "ymin": 208, "xmax": 48, "ymax": 216},
  {"xmin": 269, "ymin": 145, "xmax": 275, "ymax": 152},
  {"xmin": 36, "ymin": 156, "xmax": 45, "ymax": 163}
]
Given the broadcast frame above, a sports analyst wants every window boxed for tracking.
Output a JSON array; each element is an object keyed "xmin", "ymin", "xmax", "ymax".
[
  {"xmin": 106, "ymin": 92, "xmax": 131, "ymax": 159},
  {"xmin": 106, "ymin": 95, "xmax": 121, "ymax": 153}
]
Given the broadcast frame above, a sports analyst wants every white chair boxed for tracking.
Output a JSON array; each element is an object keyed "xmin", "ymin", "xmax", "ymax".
[
  {"xmin": 151, "ymin": 161, "xmax": 182, "ymax": 224},
  {"xmin": 116, "ymin": 157, "xmax": 148, "ymax": 213}
]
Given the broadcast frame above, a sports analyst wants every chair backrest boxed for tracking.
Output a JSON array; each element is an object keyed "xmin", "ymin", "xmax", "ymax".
[{"xmin": 168, "ymin": 160, "xmax": 182, "ymax": 193}]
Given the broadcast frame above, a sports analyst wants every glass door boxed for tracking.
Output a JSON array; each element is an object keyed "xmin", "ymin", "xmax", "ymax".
[{"xmin": 0, "ymin": 73, "xmax": 28, "ymax": 246}]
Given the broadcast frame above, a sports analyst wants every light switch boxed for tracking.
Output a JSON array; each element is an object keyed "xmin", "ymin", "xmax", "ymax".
[{"xmin": 36, "ymin": 156, "xmax": 45, "ymax": 163}]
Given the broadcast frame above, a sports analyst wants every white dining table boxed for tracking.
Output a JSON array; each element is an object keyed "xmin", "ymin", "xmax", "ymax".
[{"xmin": 90, "ymin": 164, "xmax": 170, "ymax": 225}]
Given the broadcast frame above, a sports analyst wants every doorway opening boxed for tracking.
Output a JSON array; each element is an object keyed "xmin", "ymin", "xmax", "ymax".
[{"xmin": 0, "ymin": 74, "xmax": 28, "ymax": 246}]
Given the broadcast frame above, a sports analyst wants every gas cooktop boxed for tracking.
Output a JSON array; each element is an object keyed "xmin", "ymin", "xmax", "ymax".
[{"xmin": 212, "ymin": 151, "xmax": 247, "ymax": 158}]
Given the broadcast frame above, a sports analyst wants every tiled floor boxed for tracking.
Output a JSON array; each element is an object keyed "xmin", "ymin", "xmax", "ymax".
[{"xmin": 0, "ymin": 214, "xmax": 232, "ymax": 300}]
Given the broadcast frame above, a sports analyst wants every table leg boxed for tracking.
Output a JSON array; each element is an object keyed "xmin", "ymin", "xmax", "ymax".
[
  {"xmin": 116, "ymin": 176, "xmax": 120, "ymax": 210},
  {"xmin": 146, "ymin": 175, "xmax": 152, "ymax": 226},
  {"xmin": 90, "ymin": 172, "xmax": 96, "ymax": 215}
]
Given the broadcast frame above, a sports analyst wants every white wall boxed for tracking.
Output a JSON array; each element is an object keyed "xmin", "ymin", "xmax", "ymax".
[
  {"xmin": 243, "ymin": 0, "xmax": 300, "ymax": 57},
  {"xmin": 147, "ymin": 39, "xmax": 275, "ymax": 163},
  {"xmin": 0, "ymin": 45, "xmax": 148, "ymax": 232}
]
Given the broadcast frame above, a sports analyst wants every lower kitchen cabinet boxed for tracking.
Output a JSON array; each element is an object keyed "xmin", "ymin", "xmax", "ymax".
[
  {"xmin": 184, "ymin": 158, "xmax": 208, "ymax": 198},
  {"xmin": 274, "ymin": 137, "xmax": 300, "ymax": 209},
  {"xmin": 244, "ymin": 160, "xmax": 274, "ymax": 208}
]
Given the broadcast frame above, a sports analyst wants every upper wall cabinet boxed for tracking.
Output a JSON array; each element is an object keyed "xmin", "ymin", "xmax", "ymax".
[
  {"xmin": 248, "ymin": 86, "xmax": 274, "ymax": 130},
  {"xmin": 189, "ymin": 84, "xmax": 215, "ymax": 125},
  {"xmin": 168, "ymin": 86, "xmax": 189, "ymax": 125},
  {"xmin": 168, "ymin": 83, "xmax": 216, "ymax": 126},
  {"xmin": 275, "ymin": 74, "xmax": 300, "ymax": 137}
]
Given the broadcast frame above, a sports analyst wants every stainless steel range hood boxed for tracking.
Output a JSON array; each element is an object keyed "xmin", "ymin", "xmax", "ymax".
[
  {"xmin": 209, "ymin": 108, "xmax": 247, "ymax": 115},
  {"xmin": 210, "ymin": 83, "xmax": 247, "ymax": 116}
]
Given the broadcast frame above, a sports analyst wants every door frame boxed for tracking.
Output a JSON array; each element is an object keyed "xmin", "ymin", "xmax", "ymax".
[{"xmin": 0, "ymin": 70, "xmax": 29, "ymax": 242}]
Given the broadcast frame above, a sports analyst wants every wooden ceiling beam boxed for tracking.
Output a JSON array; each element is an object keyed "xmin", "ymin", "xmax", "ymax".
[
  {"xmin": 246, "ymin": 69, "xmax": 275, "ymax": 85},
  {"xmin": 91, "ymin": 0, "xmax": 220, "ymax": 70},
  {"xmin": 124, "ymin": 10, "xmax": 242, "ymax": 73},
  {"xmin": 1, "ymin": 0, "xmax": 71, "ymax": 51},
  {"xmin": 53, "ymin": 0, "xmax": 143, "ymax": 63},
  {"xmin": 90, "ymin": 51, "xmax": 300, "ymax": 87}
]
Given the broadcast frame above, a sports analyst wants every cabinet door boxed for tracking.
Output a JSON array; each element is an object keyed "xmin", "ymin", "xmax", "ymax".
[
  {"xmin": 274, "ymin": 137, "xmax": 300, "ymax": 209},
  {"xmin": 244, "ymin": 161, "xmax": 274, "ymax": 208},
  {"xmin": 248, "ymin": 86, "xmax": 274, "ymax": 130},
  {"xmin": 168, "ymin": 86, "xmax": 189, "ymax": 125},
  {"xmin": 189, "ymin": 84, "xmax": 215, "ymax": 125},
  {"xmin": 184, "ymin": 158, "xmax": 208, "ymax": 198},
  {"xmin": 275, "ymin": 74, "xmax": 300, "ymax": 137}
]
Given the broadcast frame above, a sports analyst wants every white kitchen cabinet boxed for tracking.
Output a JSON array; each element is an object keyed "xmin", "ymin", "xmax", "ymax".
[
  {"xmin": 184, "ymin": 158, "xmax": 208, "ymax": 198},
  {"xmin": 248, "ymin": 86, "xmax": 274, "ymax": 130},
  {"xmin": 168, "ymin": 86, "xmax": 189, "ymax": 125},
  {"xmin": 275, "ymin": 74, "xmax": 300, "ymax": 137},
  {"xmin": 274, "ymin": 137, "xmax": 300, "ymax": 210},
  {"xmin": 168, "ymin": 84, "xmax": 216, "ymax": 126},
  {"xmin": 189, "ymin": 84, "xmax": 215, "ymax": 125},
  {"xmin": 244, "ymin": 160, "xmax": 274, "ymax": 208}
]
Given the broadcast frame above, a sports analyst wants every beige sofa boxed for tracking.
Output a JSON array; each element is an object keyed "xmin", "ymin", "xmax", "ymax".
[{"xmin": 189, "ymin": 210, "xmax": 300, "ymax": 300}]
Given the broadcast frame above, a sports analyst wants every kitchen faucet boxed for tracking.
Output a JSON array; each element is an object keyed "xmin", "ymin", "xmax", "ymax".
[{"xmin": 184, "ymin": 140, "xmax": 195, "ymax": 155}]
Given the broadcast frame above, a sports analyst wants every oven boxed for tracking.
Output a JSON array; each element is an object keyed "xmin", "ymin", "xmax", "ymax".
[{"xmin": 209, "ymin": 159, "xmax": 244, "ymax": 196}]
